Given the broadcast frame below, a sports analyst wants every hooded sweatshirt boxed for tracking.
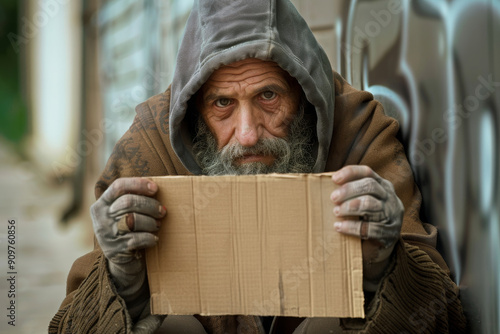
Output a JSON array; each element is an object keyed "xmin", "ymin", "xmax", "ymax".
[
  {"xmin": 169, "ymin": 0, "xmax": 334, "ymax": 174},
  {"xmin": 50, "ymin": 0, "xmax": 467, "ymax": 333}
]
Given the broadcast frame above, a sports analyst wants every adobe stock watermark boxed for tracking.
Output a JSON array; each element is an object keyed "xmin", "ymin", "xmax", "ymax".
[
  {"xmin": 7, "ymin": 0, "xmax": 71, "ymax": 54},
  {"xmin": 50, "ymin": 66, "xmax": 170, "ymax": 181},
  {"xmin": 51, "ymin": 118, "xmax": 115, "ymax": 181},
  {"xmin": 252, "ymin": 233, "xmax": 338, "ymax": 315},
  {"xmin": 410, "ymin": 74, "xmax": 500, "ymax": 166},
  {"xmin": 401, "ymin": 291, "xmax": 460, "ymax": 333},
  {"xmin": 111, "ymin": 67, "xmax": 170, "ymax": 117},
  {"xmin": 378, "ymin": 74, "xmax": 500, "ymax": 187},
  {"xmin": 178, "ymin": 177, "xmax": 229, "ymax": 224},
  {"xmin": 343, "ymin": 0, "xmax": 403, "ymax": 56}
]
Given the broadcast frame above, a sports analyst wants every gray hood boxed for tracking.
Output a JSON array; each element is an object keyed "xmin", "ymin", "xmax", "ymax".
[{"xmin": 169, "ymin": 0, "xmax": 335, "ymax": 174}]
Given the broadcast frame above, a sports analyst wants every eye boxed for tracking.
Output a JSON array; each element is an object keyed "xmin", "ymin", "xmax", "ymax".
[
  {"xmin": 261, "ymin": 91, "xmax": 277, "ymax": 100},
  {"xmin": 214, "ymin": 98, "xmax": 232, "ymax": 108}
]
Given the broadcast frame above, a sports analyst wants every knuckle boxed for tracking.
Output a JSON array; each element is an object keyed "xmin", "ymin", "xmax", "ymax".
[
  {"xmin": 91, "ymin": 213, "xmax": 107, "ymax": 235},
  {"xmin": 128, "ymin": 233, "xmax": 147, "ymax": 251},
  {"xmin": 126, "ymin": 234, "xmax": 139, "ymax": 251},
  {"xmin": 348, "ymin": 199, "xmax": 361, "ymax": 212},
  {"xmin": 93, "ymin": 223, "xmax": 106, "ymax": 236},
  {"xmin": 90, "ymin": 202, "xmax": 99, "ymax": 216},
  {"xmin": 384, "ymin": 179, "xmax": 395, "ymax": 192},
  {"xmin": 364, "ymin": 179, "xmax": 376, "ymax": 193},
  {"xmin": 364, "ymin": 196, "xmax": 378, "ymax": 210},
  {"xmin": 111, "ymin": 179, "xmax": 126, "ymax": 197},
  {"xmin": 353, "ymin": 182, "xmax": 363, "ymax": 194},
  {"xmin": 131, "ymin": 233, "xmax": 155, "ymax": 249},
  {"xmin": 355, "ymin": 178, "xmax": 376, "ymax": 195},
  {"xmin": 369, "ymin": 177, "xmax": 380, "ymax": 188},
  {"xmin": 90, "ymin": 203, "xmax": 106, "ymax": 227},
  {"xmin": 355, "ymin": 184, "xmax": 365, "ymax": 195}
]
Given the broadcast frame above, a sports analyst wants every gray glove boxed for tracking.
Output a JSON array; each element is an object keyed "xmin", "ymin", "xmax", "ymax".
[
  {"xmin": 91, "ymin": 177, "xmax": 166, "ymax": 322},
  {"xmin": 331, "ymin": 165, "xmax": 404, "ymax": 290}
]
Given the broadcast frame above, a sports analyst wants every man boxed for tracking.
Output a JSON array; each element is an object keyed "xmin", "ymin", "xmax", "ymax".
[{"xmin": 50, "ymin": 0, "xmax": 466, "ymax": 333}]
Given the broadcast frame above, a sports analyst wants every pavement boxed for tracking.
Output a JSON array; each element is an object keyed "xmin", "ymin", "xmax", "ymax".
[{"xmin": 0, "ymin": 142, "xmax": 93, "ymax": 333}]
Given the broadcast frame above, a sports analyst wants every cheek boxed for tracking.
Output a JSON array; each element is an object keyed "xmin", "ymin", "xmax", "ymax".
[
  {"xmin": 215, "ymin": 128, "xmax": 233, "ymax": 148},
  {"xmin": 205, "ymin": 117, "xmax": 233, "ymax": 148},
  {"xmin": 263, "ymin": 105, "xmax": 296, "ymax": 137}
]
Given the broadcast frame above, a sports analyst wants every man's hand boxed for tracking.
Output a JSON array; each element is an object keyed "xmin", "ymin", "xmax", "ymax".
[
  {"xmin": 90, "ymin": 177, "xmax": 166, "ymax": 320},
  {"xmin": 331, "ymin": 165, "xmax": 403, "ymax": 289}
]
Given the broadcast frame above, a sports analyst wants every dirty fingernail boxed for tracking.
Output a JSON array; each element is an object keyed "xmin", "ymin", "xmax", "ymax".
[
  {"xmin": 331, "ymin": 191, "xmax": 340, "ymax": 201},
  {"xmin": 148, "ymin": 182, "xmax": 158, "ymax": 193},
  {"xmin": 159, "ymin": 205, "xmax": 166, "ymax": 215}
]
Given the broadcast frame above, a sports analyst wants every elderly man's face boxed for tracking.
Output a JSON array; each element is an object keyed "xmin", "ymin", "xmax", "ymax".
[{"xmin": 198, "ymin": 58, "xmax": 301, "ymax": 167}]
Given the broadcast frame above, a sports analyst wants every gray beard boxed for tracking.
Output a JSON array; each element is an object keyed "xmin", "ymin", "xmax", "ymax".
[{"xmin": 192, "ymin": 105, "xmax": 316, "ymax": 175}]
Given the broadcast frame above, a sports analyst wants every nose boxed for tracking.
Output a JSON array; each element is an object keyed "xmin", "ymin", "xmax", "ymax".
[{"xmin": 235, "ymin": 103, "xmax": 261, "ymax": 147}]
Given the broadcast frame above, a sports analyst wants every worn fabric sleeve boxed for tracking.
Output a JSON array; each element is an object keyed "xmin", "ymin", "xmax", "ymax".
[
  {"xmin": 49, "ymin": 122, "xmax": 144, "ymax": 333},
  {"xmin": 49, "ymin": 91, "xmax": 188, "ymax": 333},
  {"xmin": 359, "ymin": 241, "xmax": 466, "ymax": 333},
  {"xmin": 326, "ymin": 74, "xmax": 466, "ymax": 332},
  {"xmin": 49, "ymin": 252, "xmax": 132, "ymax": 334}
]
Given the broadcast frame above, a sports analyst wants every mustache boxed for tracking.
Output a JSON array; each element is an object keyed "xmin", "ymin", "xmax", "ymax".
[
  {"xmin": 192, "ymin": 101, "xmax": 316, "ymax": 175},
  {"xmin": 219, "ymin": 137, "xmax": 290, "ymax": 164}
]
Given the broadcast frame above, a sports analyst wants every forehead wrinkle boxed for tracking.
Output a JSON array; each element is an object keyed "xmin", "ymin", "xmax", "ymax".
[
  {"xmin": 200, "ymin": 59, "xmax": 295, "ymax": 101},
  {"xmin": 204, "ymin": 76, "xmax": 290, "ymax": 101}
]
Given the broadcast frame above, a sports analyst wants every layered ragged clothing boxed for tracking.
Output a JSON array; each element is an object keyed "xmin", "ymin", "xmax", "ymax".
[
  {"xmin": 50, "ymin": 75, "xmax": 466, "ymax": 333},
  {"xmin": 51, "ymin": 0, "xmax": 466, "ymax": 332}
]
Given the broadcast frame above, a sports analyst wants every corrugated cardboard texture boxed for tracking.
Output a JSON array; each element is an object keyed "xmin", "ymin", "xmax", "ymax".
[{"xmin": 146, "ymin": 173, "xmax": 364, "ymax": 318}]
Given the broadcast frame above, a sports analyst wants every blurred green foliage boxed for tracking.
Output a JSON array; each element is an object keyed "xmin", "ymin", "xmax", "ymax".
[{"xmin": 0, "ymin": 0, "xmax": 28, "ymax": 145}]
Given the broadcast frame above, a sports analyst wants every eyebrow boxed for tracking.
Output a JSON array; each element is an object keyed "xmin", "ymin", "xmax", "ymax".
[
  {"xmin": 203, "ymin": 93, "xmax": 223, "ymax": 104},
  {"xmin": 203, "ymin": 83, "xmax": 289, "ymax": 104},
  {"xmin": 256, "ymin": 84, "xmax": 288, "ymax": 96}
]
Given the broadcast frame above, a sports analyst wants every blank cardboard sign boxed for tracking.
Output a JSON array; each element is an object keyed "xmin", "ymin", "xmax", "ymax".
[{"xmin": 146, "ymin": 173, "xmax": 364, "ymax": 318}]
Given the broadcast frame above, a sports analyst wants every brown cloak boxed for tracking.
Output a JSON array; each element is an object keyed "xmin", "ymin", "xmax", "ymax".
[{"xmin": 49, "ymin": 74, "xmax": 466, "ymax": 333}]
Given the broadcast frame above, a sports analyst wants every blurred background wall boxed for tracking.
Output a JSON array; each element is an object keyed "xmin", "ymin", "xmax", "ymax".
[{"xmin": 0, "ymin": 0, "xmax": 498, "ymax": 332}]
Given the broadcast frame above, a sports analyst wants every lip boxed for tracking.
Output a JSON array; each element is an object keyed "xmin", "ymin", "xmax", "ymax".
[
  {"xmin": 235, "ymin": 153, "xmax": 276, "ymax": 166},
  {"xmin": 238, "ymin": 154, "xmax": 267, "ymax": 163}
]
